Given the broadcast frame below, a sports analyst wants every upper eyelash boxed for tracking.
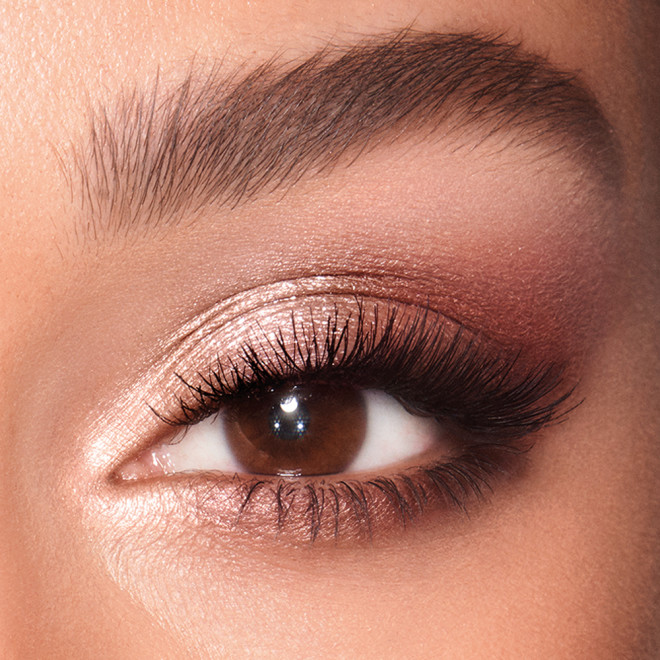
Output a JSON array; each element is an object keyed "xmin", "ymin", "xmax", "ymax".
[{"xmin": 155, "ymin": 300, "xmax": 577, "ymax": 437}]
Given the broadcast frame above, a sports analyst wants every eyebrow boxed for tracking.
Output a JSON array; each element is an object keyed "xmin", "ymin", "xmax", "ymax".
[{"xmin": 67, "ymin": 31, "xmax": 621, "ymax": 239}]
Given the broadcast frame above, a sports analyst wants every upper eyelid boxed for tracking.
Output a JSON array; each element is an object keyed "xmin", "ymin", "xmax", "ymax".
[
  {"xmin": 147, "ymin": 274, "xmax": 474, "ymax": 369},
  {"xmin": 88, "ymin": 288, "xmax": 457, "ymax": 473},
  {"xmin": 86, "ymin": 277, "xmax": 578, "ymax": 482},
  {"xmin": 152, "ymin": 298, "xmax": 575, "ymax": 438}
]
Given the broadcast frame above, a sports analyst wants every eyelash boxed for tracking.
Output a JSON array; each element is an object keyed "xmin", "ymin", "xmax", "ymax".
[{"xmin": 149, "ymin": 301, "xmax": 576, "ymax": 541}]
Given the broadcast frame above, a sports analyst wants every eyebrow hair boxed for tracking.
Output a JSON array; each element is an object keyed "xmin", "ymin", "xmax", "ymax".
[{"xmin": 67, "ymin": 31, "xmax": 621, "ymax": 239}]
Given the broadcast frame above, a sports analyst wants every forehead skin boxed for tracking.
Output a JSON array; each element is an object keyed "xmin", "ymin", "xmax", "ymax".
[{"xmin": 0, "ymin": 1, "xmax": 658, "ymax": 658}]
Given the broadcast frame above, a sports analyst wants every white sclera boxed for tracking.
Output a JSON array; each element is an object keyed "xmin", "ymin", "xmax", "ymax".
[
  {"xmin": 345, "ymin": 390, "xmax": 442, "ymax": 472},
  {"xmin": 129, "ymin": 389, "xmax": 444, "ymax": 478},
  {"xmin": 146, "ymin": 415, "xmax": 244, "ymax": 475}
]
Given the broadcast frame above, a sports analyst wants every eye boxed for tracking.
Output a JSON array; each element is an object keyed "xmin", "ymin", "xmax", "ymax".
[
  {"xmin": 113, "ymin": 300, "xmax": 574, "ymax": 542},
  {"xmin": 119, "ymin": 384, "xmax": 443, "ymax": 480}
]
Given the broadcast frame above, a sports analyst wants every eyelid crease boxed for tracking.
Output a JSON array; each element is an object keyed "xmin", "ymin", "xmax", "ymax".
[{"xmin": 147, "ymin": 273, "xmax": 464, "ymax": 366}]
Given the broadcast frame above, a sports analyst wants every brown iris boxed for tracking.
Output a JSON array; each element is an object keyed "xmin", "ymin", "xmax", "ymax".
[{"xmin": 224, "ymin": 384, "xmax": 367, "ymax": 475}]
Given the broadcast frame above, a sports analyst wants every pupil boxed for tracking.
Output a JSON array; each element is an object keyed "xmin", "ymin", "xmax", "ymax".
[{"xmin": 269, "ymin": 394, "xmax": 310, "ymax": 441}]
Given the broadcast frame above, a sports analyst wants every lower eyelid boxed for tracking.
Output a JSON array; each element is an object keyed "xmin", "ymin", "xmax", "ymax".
[
  {"xmin": 114, "ymin": 422, "xmax": 529, "ymax": 544},
  {"xmin": 158, "ymin": 440, "xmax": 524, "ymax": 544}
]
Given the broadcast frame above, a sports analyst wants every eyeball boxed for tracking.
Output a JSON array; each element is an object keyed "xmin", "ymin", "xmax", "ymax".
[{"xmin": 118, "ymin": 385, "xmax": 447, "ymax": 480}]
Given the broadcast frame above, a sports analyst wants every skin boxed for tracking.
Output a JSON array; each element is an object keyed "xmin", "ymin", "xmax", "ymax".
[{"xmin": 0, "ymin": 0, "xmax": 658, "ymax": 658}]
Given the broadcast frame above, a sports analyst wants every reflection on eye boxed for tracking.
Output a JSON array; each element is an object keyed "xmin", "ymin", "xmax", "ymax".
[{"xmin": 119, "ymin": 386, "xmax": 442, "ymax": 480}]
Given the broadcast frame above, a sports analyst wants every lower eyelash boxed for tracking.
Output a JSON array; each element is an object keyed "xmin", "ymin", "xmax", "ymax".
[{"xmin": 184, "ymin": 441, "xmax": 527, "ymax": 543}]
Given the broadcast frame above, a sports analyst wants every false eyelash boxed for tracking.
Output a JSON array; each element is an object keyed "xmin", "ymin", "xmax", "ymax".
[{"xmin": 159, "ymin": 300, "xmax": 576, "ymax": 438}]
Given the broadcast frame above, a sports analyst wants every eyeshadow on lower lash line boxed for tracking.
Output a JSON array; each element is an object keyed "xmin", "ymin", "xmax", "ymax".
[{"xmin": 154, "ymin": 438, "xmax": 530, "ymax": 544}]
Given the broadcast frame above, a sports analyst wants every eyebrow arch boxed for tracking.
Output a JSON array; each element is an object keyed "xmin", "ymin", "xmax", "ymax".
[{"xmin": 67, "ymin": 30, "xmax": 621, "ymax": 240}]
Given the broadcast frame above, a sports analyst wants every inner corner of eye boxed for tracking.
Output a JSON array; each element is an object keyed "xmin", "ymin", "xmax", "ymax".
[{"xmin": 116, "ymin": 387, "xmax": 448, "ymax": 481}]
